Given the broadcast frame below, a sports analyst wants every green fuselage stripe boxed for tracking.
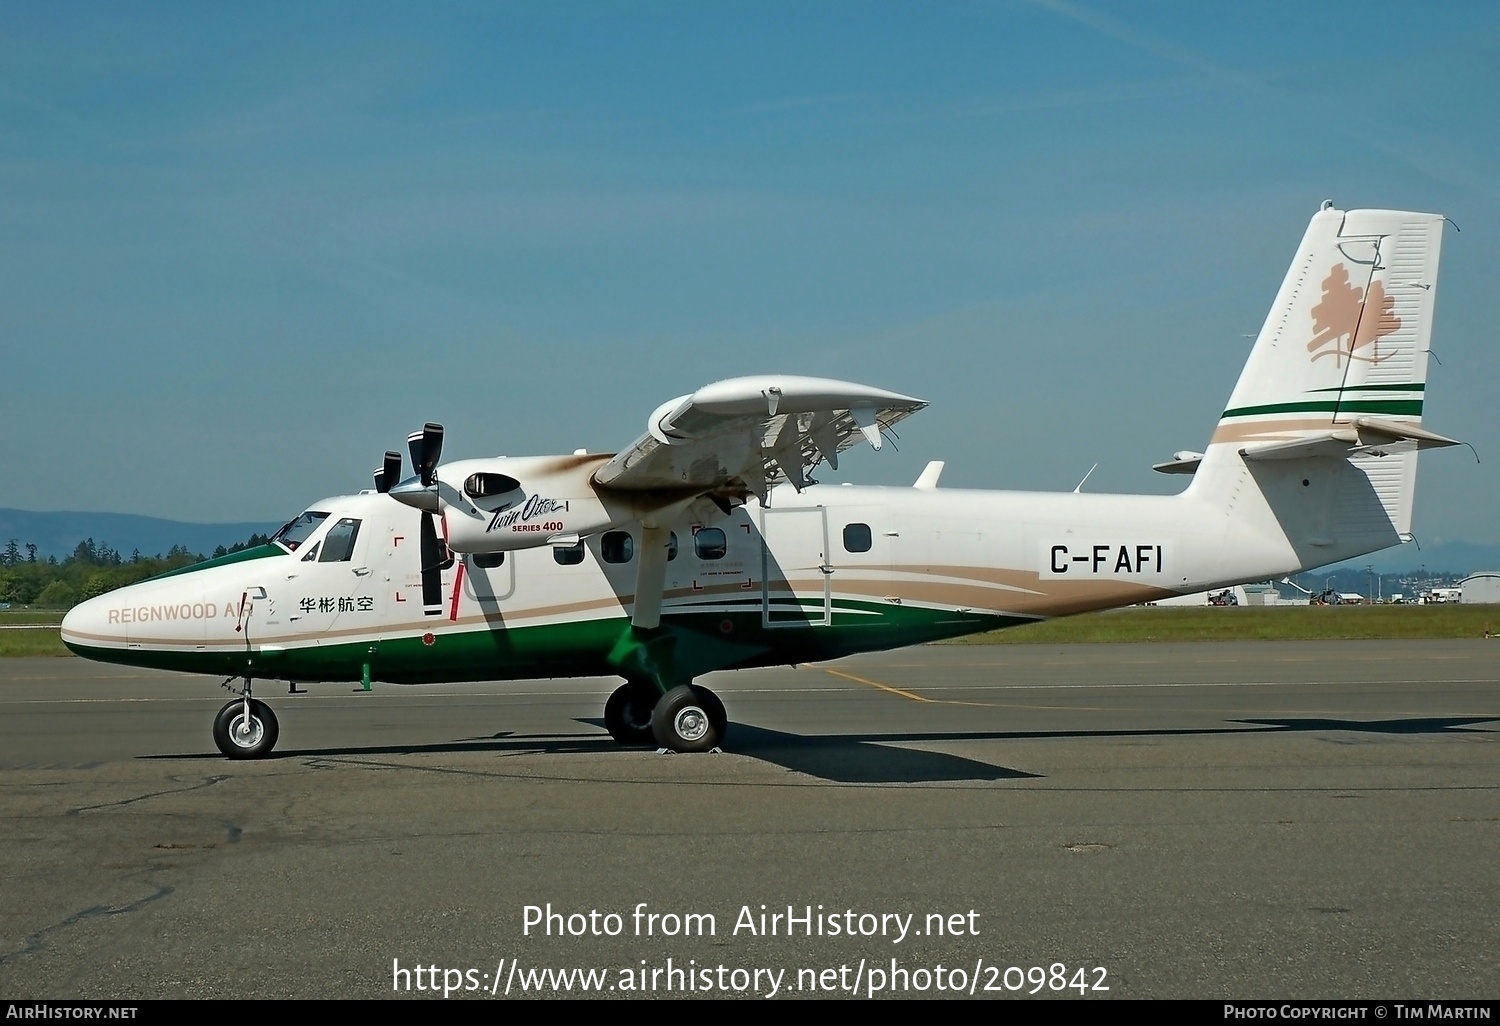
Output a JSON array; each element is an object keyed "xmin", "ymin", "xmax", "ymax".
[
  {"xmin": 63, "ymin": 602, "xmax": 1026, "ymax": 686},
  {"xmin": 143, "ymin": 544, "xmax": 287, "ymax": 582}
]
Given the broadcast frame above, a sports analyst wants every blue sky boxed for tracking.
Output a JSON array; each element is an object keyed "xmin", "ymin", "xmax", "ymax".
[{"xmin": 2, "ymin": 1, "xmax": 1496, "ymax": 548}]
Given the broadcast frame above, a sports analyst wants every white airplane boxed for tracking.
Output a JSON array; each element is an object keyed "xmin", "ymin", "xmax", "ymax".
[{"xmin": 61, "ymin": 203, "xmax": 1462, "ymax": 758}]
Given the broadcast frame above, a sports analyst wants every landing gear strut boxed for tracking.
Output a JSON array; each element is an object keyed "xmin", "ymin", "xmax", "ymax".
[{"xmin": 213, "ymin": 678, "xmax": 280, "ymax": 759}]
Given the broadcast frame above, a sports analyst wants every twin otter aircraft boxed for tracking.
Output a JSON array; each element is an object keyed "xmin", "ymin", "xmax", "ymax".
[{"xmin": 63, "ymin": 204, "xmax": 1462, "ymax": 758}]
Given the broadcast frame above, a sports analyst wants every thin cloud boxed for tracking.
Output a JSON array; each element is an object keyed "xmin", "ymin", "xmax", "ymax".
[{"xmin": 1022, "ymin": 0, "xmax": 1499, "ymax": 201}]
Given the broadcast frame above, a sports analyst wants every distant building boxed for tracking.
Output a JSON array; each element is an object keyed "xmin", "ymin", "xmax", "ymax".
[
  {"xmin": 1241, "ymin": 582, "xmax": 1284, "ymax": 606},
  {"xmin": 1147, "ymin": 583, "xmax": 1295, "ymax": 607},
  {"xmin": 1152, "ymin": 586, "xmax": 1247, "ymax": 607},
  {"xmin": 1459, "ymin": 573, "xmax": 1500, "ymax": 604}
]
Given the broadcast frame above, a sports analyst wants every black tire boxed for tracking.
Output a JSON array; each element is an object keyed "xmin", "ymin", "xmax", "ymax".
[
  {"xmin": 213, "ymin": 698, "xmax": 279, "ymax": 760},
  {"xmin": 651, "ymin": 684, "xmax": 721, "ymax": 753},
  {"xmin": 689, "ymin": 684, "xmax": 728, "ymax": 744},
  {"xmin": 604, "ymin": 684, "xmax": 656, "ymax": 746}
]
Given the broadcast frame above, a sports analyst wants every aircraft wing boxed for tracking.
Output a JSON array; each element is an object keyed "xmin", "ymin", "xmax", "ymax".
[{"xmin": 594, "ymin": 375, "xmax": 927, "ymax": 499}]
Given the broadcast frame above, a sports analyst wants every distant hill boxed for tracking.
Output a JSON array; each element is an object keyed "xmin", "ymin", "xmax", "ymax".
[
  {"xmin": 1322, "ymin": 540, "xmax": 1500, "ymax": 576},
  {"xmin": 0, "ymin": 508, "xmax": 281, "ymax": 560}
]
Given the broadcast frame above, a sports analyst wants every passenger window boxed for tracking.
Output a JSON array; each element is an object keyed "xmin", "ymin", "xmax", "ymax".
[
  {"xmin": 667, "ymin": 531, "xmax": 678, "ymax": 562},
  {"xmin": 694, "ymin": 527, "xmax": 727, "ymax": 560},
  {"xmin": 601, "ymin": 531, "xmax": 634, "ymax": 564},
  {"xmin": 843, "ymin": 523, "xmax": 872, "ymax": 553},
  {"xmin": 553, "ymin": 541, "xmax": 585, "ymax": 566},
  {"xmin": 473, "ymin": 551, "xmax": 505, "ymax": 569},
  {"xmin": 320, "ymin": 519, "xmax": 362, "ymax": 562}
]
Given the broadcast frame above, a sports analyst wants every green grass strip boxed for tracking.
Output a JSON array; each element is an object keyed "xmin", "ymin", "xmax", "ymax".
[{"xmin": 947, "ymin": 604, "xmax": 1499, "ymax": 643}]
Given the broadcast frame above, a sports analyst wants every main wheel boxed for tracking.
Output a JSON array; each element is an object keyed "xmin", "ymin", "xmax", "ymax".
[
  {"xmin": 604, "ymin": 684, "xmax": 656, "ymax": 745},
  {"xmin": 213, "ymin": 698, "xmax": 280, "ymax": 760},
  {"xmin": 689, "ymin": 685, "xmax": 728, "ymax": 744},
  {"xmin": 651, "ymin": 684, "xmax": 722, "ymax": 753}
]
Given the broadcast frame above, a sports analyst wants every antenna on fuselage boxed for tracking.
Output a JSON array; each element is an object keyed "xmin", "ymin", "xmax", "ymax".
[{"xmin": 1073, "ymin": 463, "xmax": 1098, "ymax": 494}]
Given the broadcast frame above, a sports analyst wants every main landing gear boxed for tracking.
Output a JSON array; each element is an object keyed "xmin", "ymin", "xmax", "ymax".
[
  {"xmin": 603, "ymin": 681, "xmax": 728, "ymax": 753},
  {"xmin": 213, "ymin": 678, "xmax": 280, "ymax": 759}
]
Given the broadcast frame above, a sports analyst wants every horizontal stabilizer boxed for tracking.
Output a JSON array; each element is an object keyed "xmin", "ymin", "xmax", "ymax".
[
  {"xmin": 1152, "ymin": 451, "xmax": 1204, "ymax": 475},
  {"xmin": 1351, "ymin": 417, "xmax": 1462, "ymax": 450},
  {"xmin": 1241, "ymin": 418, "xmax": 1462, "ymax": 462}
]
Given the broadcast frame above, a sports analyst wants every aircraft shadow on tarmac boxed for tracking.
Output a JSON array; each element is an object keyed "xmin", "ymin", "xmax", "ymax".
[
  {"xmin": 1233, "ymin": 716, "xmax": 1498, "ymax": 735},
  {"xmin": 142, "ymin": 722, "xmax": 1040, "ymax": 784},
  {"xmin": 138, "ymin": 715, "xmax": 1496, "ymax": 784}
]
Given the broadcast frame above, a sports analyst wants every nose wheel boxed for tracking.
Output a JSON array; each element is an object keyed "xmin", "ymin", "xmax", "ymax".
[{"xmin": 213, "ymin": 697, "xmax": 280, "ymax": 759}]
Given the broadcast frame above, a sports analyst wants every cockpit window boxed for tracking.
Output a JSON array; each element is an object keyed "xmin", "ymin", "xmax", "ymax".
[
  {"xmin": 319, "ymin": 519, "xmax": 362, "ymax": 562},
  {"xmin": 271, "ymin": 511, "xmax": 330, "ymax": 552}
]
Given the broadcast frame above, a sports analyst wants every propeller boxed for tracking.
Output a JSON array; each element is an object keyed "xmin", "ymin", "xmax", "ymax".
[
  {"xmin": 389, "ymin": 423, "xmax": 444, "ymax": 512},
  {"xmin": 373, "ymin": 450, "xmax": 402, "ymax": 494},
  {"xmin": 407, "ymin": 423, "xmax": 444, "ymax": 487},
  {"xmin": 387, "ymin": 423, "xmax": 450, "ymax": 616}
]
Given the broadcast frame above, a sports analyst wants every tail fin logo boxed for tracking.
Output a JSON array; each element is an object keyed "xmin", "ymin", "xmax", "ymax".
[{"xmin": 1307, "ymin": 263, "xmax": 1402, "ymax": 367}]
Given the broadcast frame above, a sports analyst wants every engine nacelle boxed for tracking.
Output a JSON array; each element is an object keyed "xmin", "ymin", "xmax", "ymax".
[{"xmin": 435, "ymin": 454, "xmax": 646, "ymax": 553}]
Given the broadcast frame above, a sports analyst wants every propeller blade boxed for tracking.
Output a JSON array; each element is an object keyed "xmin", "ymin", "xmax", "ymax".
[
  {"xmin": 407, "ymin": 431, "xmax": 425, "ymax": 480},
  {"xmin": 374, "ymin": 450, "xmax": 402, "ymax": 493},
  {"xmin": 419, "ymin": 512, "xmax": 444, "ymax": 617},
  {"xmin": 406, "ymin": 422, "xmax": 444, "ymax": 487}
]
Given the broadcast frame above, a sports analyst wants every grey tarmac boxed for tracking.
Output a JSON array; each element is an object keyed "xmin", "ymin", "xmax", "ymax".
[{"xmin": 0, "ymin": 640, "xmax": 1496, "ymax": 1000}]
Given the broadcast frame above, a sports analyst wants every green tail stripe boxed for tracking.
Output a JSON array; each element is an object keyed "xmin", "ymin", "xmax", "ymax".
[
  {"xmin": 1220, "ymin": 399, "xmax": 1424, "ymax": 419},
  {"xmin": 1305, "ymin": 383, "xmax": 1426, "ymax": 394}
]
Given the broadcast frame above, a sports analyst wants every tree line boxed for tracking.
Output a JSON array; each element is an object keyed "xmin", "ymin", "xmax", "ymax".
[{"xmin": 0, "ymin": 534, "xmax": 272, "ymax": 609}]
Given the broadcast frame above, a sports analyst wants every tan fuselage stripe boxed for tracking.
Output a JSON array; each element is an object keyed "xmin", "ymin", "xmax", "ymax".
[{"xmin": 70, "ymin": 564, "xmax": 1176, "ymax": 648}]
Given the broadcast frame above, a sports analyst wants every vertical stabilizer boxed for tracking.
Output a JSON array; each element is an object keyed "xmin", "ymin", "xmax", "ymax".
[
  {"xmin": 1190, "ymin": 204, "xmax": 1448, "ymax": 563},
  {"xmin": 1211, "ymin": 204, "xmax": 1444, "ymax": 448}
]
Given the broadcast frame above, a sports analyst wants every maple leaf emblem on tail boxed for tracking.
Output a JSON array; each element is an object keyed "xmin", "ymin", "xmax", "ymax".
[{"xmin": 1306, "ymin": 263, "xmax": 1402, "ymax": 367}]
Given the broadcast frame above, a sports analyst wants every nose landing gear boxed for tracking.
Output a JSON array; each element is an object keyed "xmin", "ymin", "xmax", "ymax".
[{"xmin": 213, "ymin": 678, "xmax": 279, "ymax": 759}]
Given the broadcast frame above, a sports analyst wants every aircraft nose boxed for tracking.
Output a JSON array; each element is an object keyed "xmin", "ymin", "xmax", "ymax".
[{"xmin": 60, "ymin": 594, "xmax": 122, "ymax": 655}]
